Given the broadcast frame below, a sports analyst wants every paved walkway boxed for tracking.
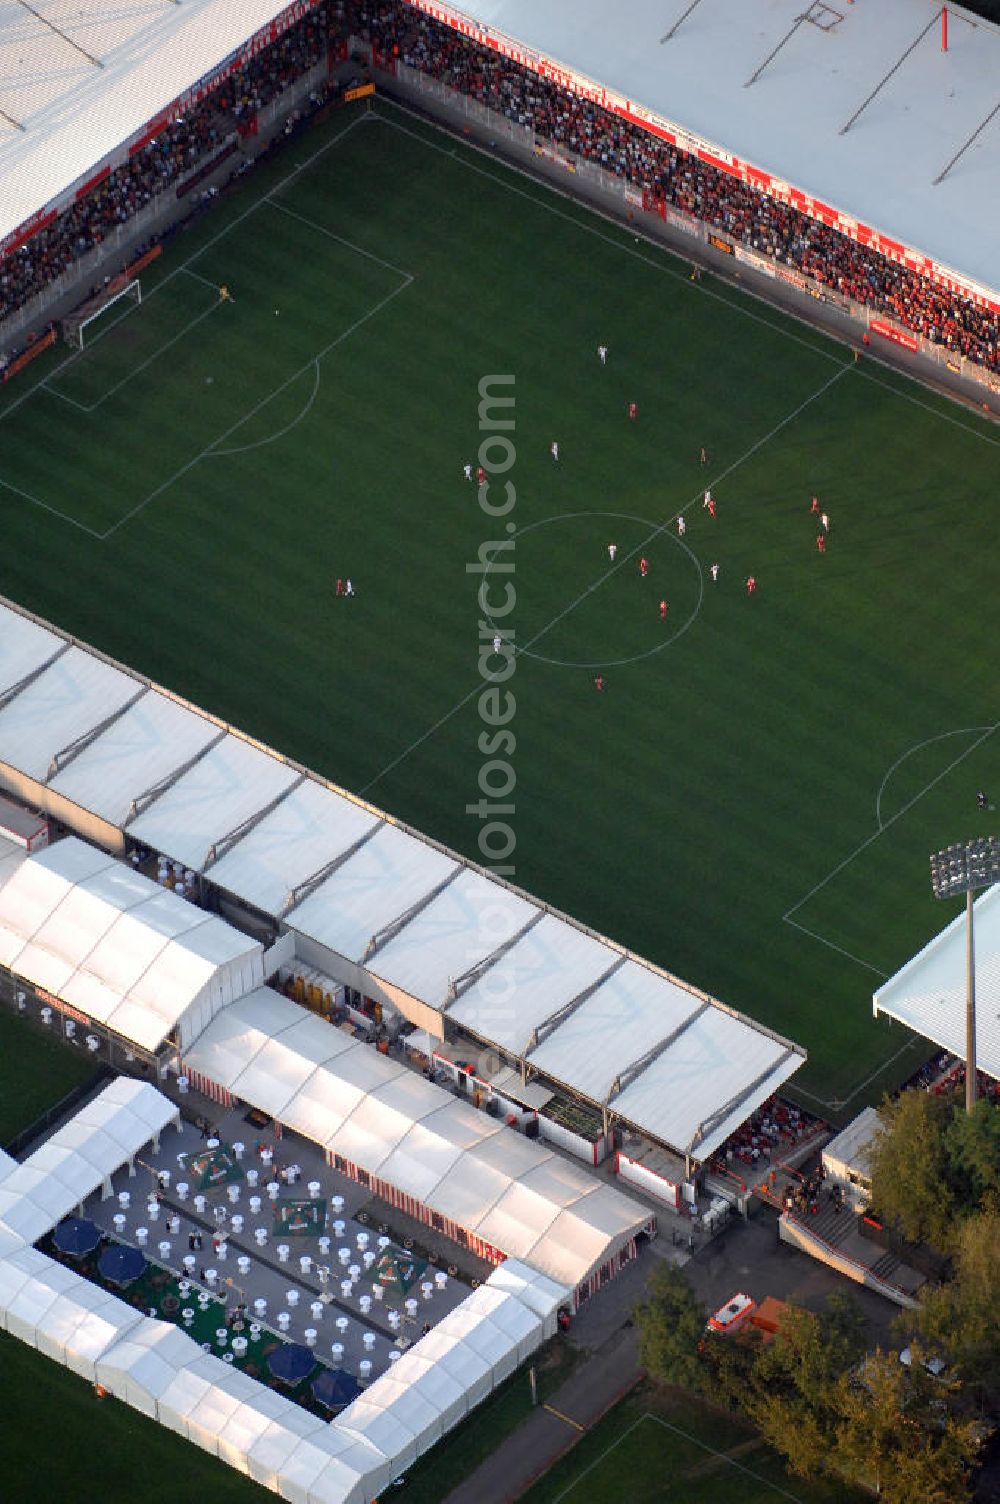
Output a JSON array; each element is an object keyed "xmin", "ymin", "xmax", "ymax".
[{"xmin": 444, "ymin": 1326, "xmax": 642, "ymax": 1504}]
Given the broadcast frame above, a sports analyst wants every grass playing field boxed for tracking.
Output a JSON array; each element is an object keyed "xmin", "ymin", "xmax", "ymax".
[
  {"xmin": 1, "ymin": 96, "xmax": 998, "ymax": 1114},
  {"xmin": 521, "ymin": 1389, "xmax": 866, "ymax": 1504}
]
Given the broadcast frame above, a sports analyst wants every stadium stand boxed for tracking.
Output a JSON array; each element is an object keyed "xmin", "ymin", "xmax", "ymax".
[
  {"xmin": 2, "ymin": 0, "xmax": 999, "ymax": 383},
  {"xmin": 348, "ymin": 3, "xmax": 1000, "ymax": 373}
]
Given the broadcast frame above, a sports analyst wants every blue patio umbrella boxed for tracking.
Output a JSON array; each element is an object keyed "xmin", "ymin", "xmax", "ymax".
[
  {"xmin": 52, "ymin": 1217, "xmax": 101, "ymax": 1258},
  {"xmin": 98, "ymin": 1243, "xmax": 146, "ymax": 1286},
  {"xmin": 267, "ymin": 1342, "xmax": 316, "ymax": 1386},
  {"xmin": 312, "ymin": 1368, "xmax": 360, "ymax": 1410}
]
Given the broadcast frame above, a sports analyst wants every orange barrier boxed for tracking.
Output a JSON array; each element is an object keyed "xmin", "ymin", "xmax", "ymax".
[{"xmin": 2, "ymin": 327, "xmax": 56, "ymax": 384}]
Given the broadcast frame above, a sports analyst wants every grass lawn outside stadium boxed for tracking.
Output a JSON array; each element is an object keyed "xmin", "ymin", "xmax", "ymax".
[{"xmin": 1, "ymin": 97, "xmax": 998, "ymax": 1120}]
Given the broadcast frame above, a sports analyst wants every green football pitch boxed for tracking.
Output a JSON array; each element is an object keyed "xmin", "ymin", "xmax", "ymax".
[{"xmin": 1, "ymin": 97, "xmax": 998, "ymax": 1113}]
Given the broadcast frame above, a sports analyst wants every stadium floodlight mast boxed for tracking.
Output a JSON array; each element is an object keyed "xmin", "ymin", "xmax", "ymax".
[{"xmin": 929, "ymin": 836, "xmax": 1000, "ymax": 1113}]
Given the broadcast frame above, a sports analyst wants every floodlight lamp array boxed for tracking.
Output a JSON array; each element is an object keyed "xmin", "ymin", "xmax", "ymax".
[{"xmin": 929, "ymin": 836, "xmax": 1000, "ymax": 900}]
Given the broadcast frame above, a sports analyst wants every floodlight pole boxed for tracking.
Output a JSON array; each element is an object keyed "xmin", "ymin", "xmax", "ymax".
[
  {"xmin": 929, "ymin": 836, "xmax": 1000, "ymax": 1115},
  {"xmin": 965, "ymin": 888, "xmax": 976, "ymax": 1114}
]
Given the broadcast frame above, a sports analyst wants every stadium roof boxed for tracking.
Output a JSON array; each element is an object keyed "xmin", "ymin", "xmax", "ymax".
[
  {"xmin": 0, "ymin": 595, "xmax": 806, "ymax": 1161},
  {"xmin": 423, "ymin": 0, "xmax": 1000, "ymax": 299},
  {"xmin": 873, "ymin": 885, "xmax": 1000, "ymax": 1081},
  {"xmin": 0, "ymin": 0, "xmax": 322, "ymax": 252}
]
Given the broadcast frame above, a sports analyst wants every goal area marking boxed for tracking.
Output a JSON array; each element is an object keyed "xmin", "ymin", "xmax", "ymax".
[{"xmin": 63, "ymin": 278, "xmax": 142, "ymax": 349}]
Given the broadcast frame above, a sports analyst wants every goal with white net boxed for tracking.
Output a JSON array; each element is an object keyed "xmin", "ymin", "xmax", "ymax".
[{"xmin": 63, "ymin": 277, "xmax": 142, "ymax": 348}]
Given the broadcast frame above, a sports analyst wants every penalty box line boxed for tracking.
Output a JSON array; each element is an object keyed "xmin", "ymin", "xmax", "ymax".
[
  {"xmin": 0, "ymin": 111, "xmax": 372, "ymax": 435},
  {"xmin": 782, "ymin": 720, "xmax": 1000, "ymax": 974}
]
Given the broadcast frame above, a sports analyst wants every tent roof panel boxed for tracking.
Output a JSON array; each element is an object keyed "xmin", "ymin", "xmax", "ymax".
[
  {"xmin": 0, "ymin": 603, "xmax": 64, "ymax": 696},
  {"xmin": 50, "ymin": 691, "xmax": 221, "ymax": 826},
  {"xmin": 370, "ymin": 869, "xmax": 536, "ymax": 1006},
  {"xmin": 289, "ymin": 823, "xmax": 458, "ymax": 962},
  {"xmin": 612, "ymin": 1007, "xmax": 798, "ymax": 1159},
  {"xmin": 129, "ymin": 733, "xmax": 300, "ymax": 873},
  {"xmin": 209, "ymin": 778, "xmax": 381, "ymax": 916},
  {"xmin": 448, "ymin": 913, "xmax": 612, "ymax": 1054},
  {"xmin": 0, "ymin": 646, "xmax": 137, "ymax": 781},
  {"xmin": 526, "ymin": 959, "xmax": 704, "ymax": 1101}
]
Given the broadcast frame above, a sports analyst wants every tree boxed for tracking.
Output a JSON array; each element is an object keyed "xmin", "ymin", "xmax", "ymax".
[
  {"xmin": 867, "ymin": 1088, "xmax": 954, "ymax": 1248},
  {"xmin": 632, "ymin": 1263, "xmax": 707, "ymax": 1393},
  {"xmin": 910, "ymin": 1202, "xmax": 1000, "ymax": 1400},
  {"xmin": 740, "ymin": 1298, "xmax": 863, "ymax": 1480},
  {"xmin": 833, "ymin": 1349, "xmax": 976, "ymax": 1504},
  {"xmin": 943, "ymin": 1099, "xmax": 1000, "ymax": 1208}
]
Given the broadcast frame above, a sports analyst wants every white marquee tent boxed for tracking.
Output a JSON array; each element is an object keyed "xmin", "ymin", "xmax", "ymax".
[
  {"xmin": 95, "ymin": 1318, "xmax": 207, "ymax": 1417},
  {"xmin": 182, "ymin": 989, "xmax": 653, "ymax": 1296},
  {"xmin": 0, "ymin": 1245, "xmax": 142, "ymax": 1378},
  {"xmin": 0, "ymin": 1077, "xmax": 179, "ymax": 1247},
  {"xmin": 0, "ymin": 836, "xmax": 264, "ymax": 1051}
]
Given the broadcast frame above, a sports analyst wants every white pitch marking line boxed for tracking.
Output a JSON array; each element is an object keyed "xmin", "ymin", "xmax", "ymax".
[
  {"xmin": 373, "ymin": 104, "xmax": 1000, "ymax": 451},
  {"xmin": 548, "ymin": 1415, "xmax": 647, "ymax": 1504},
  {"xmin": 265, "ymin": 199, "xmax": 415, "ymax": 280},
  {"xmin": 46, "ymin": 296, "xmax": 224, "ymax": 415},
  {"xmin": 208, "ymin": 359, "xmax": 322, "ymax": 460},
  {"xmin": 783, "ymin": 916, "xmax": 887, "ymax": 979},
  {"xmin": 784, "ymin": 719, "xmax": 999, "ymax": 925},
  {"xmin": 875, "ymin": 725, "xmax": 993, "ymax": 831},
  {"xmin": 100, "ymin": 276, "xmax": 414, "ymax": 539},
  {"xmin": 0, "ymin": 113, "xmax": 370, "ymax": 432},
  {"xmin": 0, "ymin": 474, "xmax": 104, "ymax": 537},
  {"xmin": 360, "ymin": 361, "xmax": 852, "ymax": 795}
]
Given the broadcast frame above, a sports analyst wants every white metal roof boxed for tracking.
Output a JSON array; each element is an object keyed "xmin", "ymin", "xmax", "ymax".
[
  {"xmin": 448, "ymin": 913, "xmax": 614, "ymax": 1056},
  {"xmin": 430, "ymin": 0, "xmax": 1000, "ymax": 299},
  {"xmin": 0, "ymin": 646, "xmax": 137, "ymax": 782},
  {"xmin": 0, "ymin": 836, "xmax": 263, "ymax": 1050},
  {"xmin": 182, "ymin": 990, "xmax": 653, "ymax": 1290},
  {"xmin": 289, "ymin": 823, "xmax": 458, "ymax": 963},
  {"xmin": 823, "ymin": 1105, "xmax": 881, "ymax": 1178},
  {"xmin": 208, "ymin": 779, "xmax": 382, "ymax": 917},
  {"xmin": 0, "ymin": 0, "xmax": 322, "ymax": 250},
  {"xmin": 129, "ymin": 733, "xmax": 301, "ymax": 874},
  {"xmin": 50, "ymin": 691, "xmax": 222, "ymax": 828},
  {"xmin": 874, "ymin": 885, "xmax": 1000, "ymax": 1080},
  {"xmin": 612, "ymin": 1006, "xmax": 802, "ymax": 1162},
  {"xmin": 369, "ymin": 869, "xmax": 536, "ymax": 1008},
  {"xmin": 0, "ymin": 602, "xmax": 63, "ymax": 694},
  {"xmin": 526, "ymin": 959, "xmax": 699, "ymax": 1102}
]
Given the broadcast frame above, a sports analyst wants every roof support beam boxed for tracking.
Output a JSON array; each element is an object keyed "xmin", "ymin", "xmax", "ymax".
[
  {"xmin": 46, "ymin": 687, "xmax": 147, "ymax": 783},
  {"xmin": 685, "ymin": 1048, "xmax": 797, "ymax": 1159},
  {"xmin": 0, "ymin": 640, "xmax": 71, "ymax": 713},
  {"xmin": 443, "ymin": 909, "xmax": 545, "ymax": 1006},
  {"xmin": 281, "ymin": 819, "xmax": 385, "ymax": 917},
  {"xmin": 934, "ymin": 99, "xmax": 1000, "ymax": 186},
  {"xmin": 123, "ymin": 729, "xmax": 226, "ymax": 824},
  {"xmin": 840, "ymin": 8, "xmax": 940, "ymax": 135},
  {"xmin": 202, "ymin": 774, "xmax": 305, "ymax": 873},
  {"xmin": 15, "ymin": 0, "xmax": 104, "ymax": 69},
  {"xmin": 361, "ymin": 866, "xmax": 462, "ymax": 965},
  {"xmin": 525, "ymin": 956, "xmax": 627, "ymax": 1055},
  {"xmin": 605, "ymin": 1002, "xmax": 711, "ymax": 1104}
]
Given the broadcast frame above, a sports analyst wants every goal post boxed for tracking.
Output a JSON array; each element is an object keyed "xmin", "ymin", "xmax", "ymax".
[{"xmin": 63, "ymin": 277, "xmax": 142, "ymax": 349}]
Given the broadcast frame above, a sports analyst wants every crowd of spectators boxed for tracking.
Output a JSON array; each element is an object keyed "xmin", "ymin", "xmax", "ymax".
[
  {"xmin": 3, "ymin": 0, "xmax": 999, "ymax": 378},
  {"xmin": 0, "ymin": 5, "xmax": 334, "ymax": 326},
  {"xmin": 351, "ymin": 1, "xmax": 1000, "ymax": 373}
]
